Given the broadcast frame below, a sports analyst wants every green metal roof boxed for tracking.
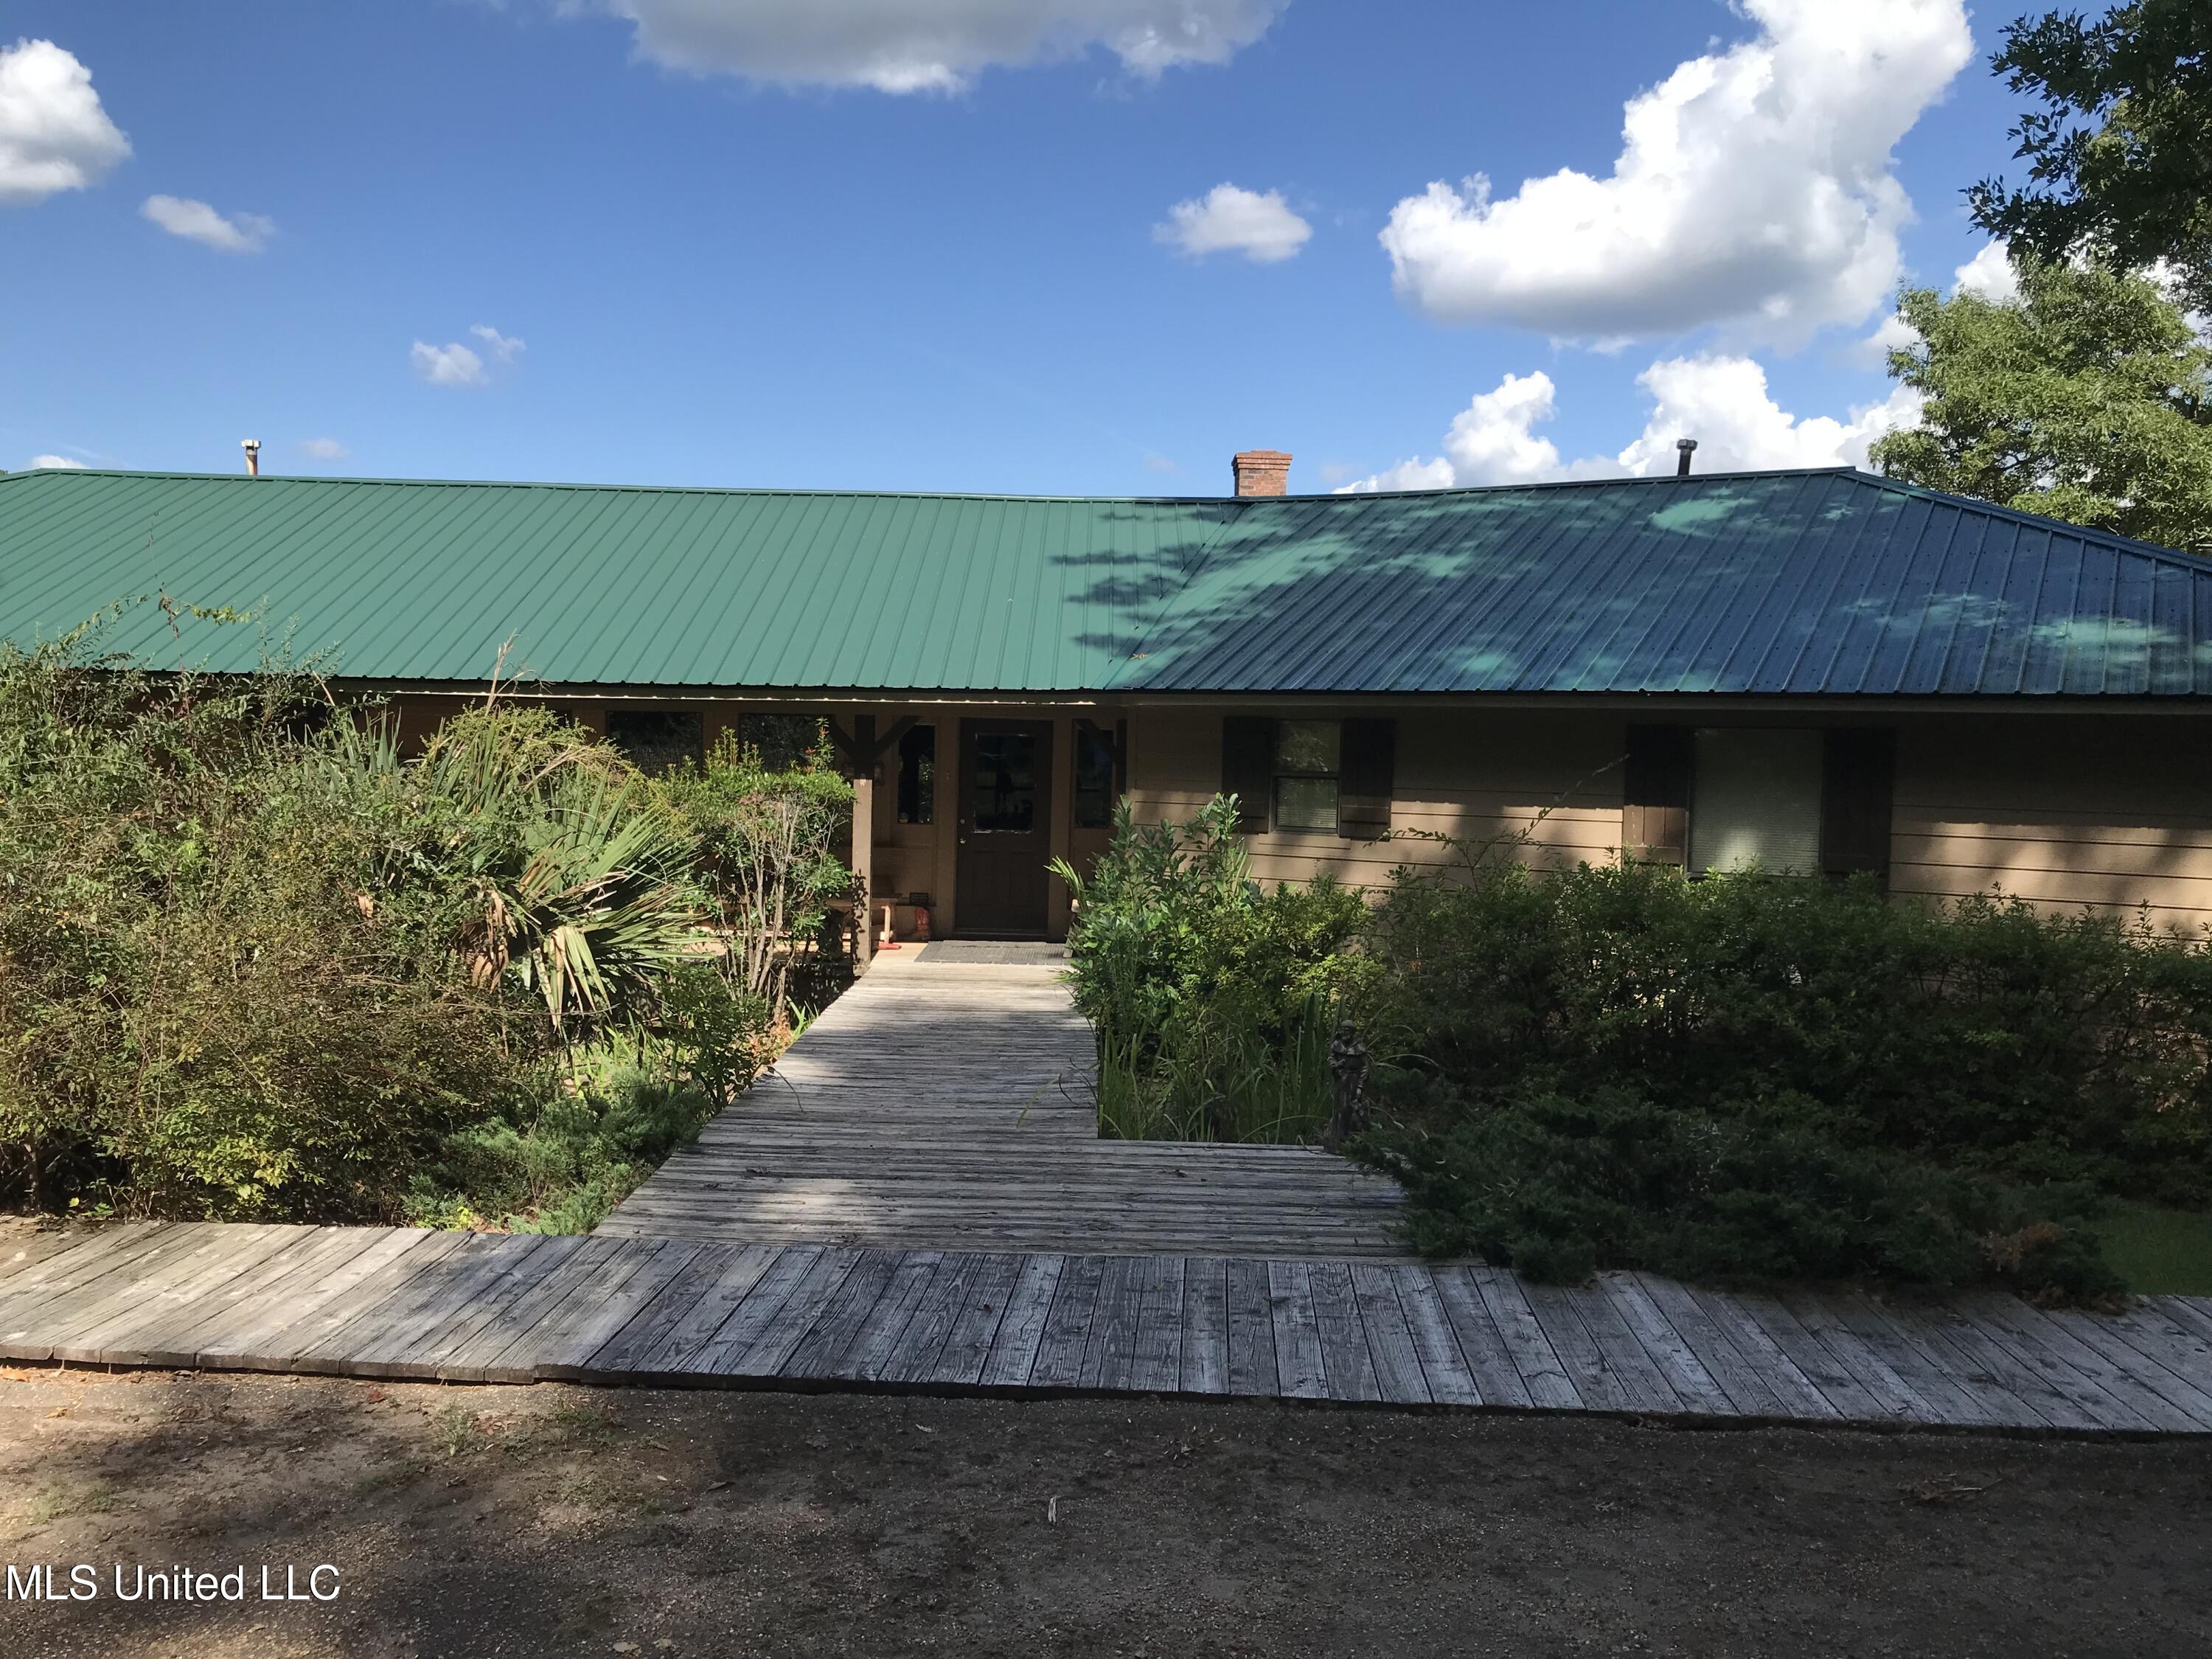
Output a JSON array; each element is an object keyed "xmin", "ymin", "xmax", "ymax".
[{"xmin": 2, "ymin": 465, "xmax": 2209, "ymax": 698}]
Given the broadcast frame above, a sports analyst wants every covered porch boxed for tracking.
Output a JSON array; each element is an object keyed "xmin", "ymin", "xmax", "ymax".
[{"xmin": 388, "ymin": 691, "xmax": 1128, "ymax": 946}]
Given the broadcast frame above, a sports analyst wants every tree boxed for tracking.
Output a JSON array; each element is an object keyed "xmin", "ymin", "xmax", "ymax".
[
  {"xmin": 1868, "ymin": 257, "xmax": 2212, "ymax": 552},
  {"xmin": 1969, "ymin": 1, "xmax": 2212, "ymax": 313}
]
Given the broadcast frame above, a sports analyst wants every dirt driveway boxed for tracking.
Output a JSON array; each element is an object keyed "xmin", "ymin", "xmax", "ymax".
[{"xmin": 1, "ymin": 1366, "xmax": 2205, "ymax": 1658}]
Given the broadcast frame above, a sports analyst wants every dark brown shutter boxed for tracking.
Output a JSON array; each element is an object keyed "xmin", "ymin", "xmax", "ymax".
[
  {"xmin": 1339, "ymin": 717, "xmax": 1396, "ymax": 841},
  {"xmin": 1622, "ymin": 725, "xmax": 1693, "ymax": 867},
  {"xmin": 1820, "ymin": 728, "xmax": 1896, "ymax": 881},
  {"xmin": 1221, "ymin": 716, "xmax": 1273, "ymax": 833}
]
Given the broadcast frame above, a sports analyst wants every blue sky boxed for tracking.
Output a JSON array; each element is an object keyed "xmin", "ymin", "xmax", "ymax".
[{"xmin": 4, "ymin": 1, "xmax": 2045, "ymax": 496}]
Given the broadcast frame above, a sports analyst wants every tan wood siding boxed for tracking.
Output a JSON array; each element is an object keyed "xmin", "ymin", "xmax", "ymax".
[
  {"xmin": 385, "ymin": 697, "xmax": 2212, "ymax": 937},
  {"xmin": 1125, "ymin": 709, "xmax": 1627, "ymax": 886},
  {"xmin": 1891, "ymin": 716, "xmax": 2212, "ymax": 931},
  {"xmin": 1129, "ymin": 707, "xmax": 2212, "ymax": 934}
]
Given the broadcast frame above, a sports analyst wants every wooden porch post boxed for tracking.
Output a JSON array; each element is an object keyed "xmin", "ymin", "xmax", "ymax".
[{"xmin": 851, "ymin": 713, "xmax": 875, "ymax": 971}]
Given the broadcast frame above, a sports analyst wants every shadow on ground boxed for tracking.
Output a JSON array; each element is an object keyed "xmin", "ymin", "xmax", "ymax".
[{"xmin": 2, "ymin": 1366, "xmax": 2208, "ymax": 1658}]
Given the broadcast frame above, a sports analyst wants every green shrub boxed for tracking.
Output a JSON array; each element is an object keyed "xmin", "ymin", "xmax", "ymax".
[
  {"xmin": 0, "ymin": 626, "xmax": 783, "ymax": 1224},
  {"xmin": 1360, "ymin": 855, "xmax": 2212, "ymax": 1298},
  {"xmin": 1055, "ymin": 797, "xmax": 1381, "ymax": 1141},
  {"xmin": 402, "ymin": 1023, "xmax": 752, "ymax": 1233},
  {"xmin": 659, "ymin": 731, "xmax": 856, "ymax": 1029},
  {"xmin": 1371, "ymin": 1080, "xmax": 2117, "ymax": 1299}
]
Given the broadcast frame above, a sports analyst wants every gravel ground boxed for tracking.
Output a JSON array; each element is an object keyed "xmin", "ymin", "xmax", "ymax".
[{"xmin": 1, "ymin": 1363, "xmax": 2206, "ymax": 1658}]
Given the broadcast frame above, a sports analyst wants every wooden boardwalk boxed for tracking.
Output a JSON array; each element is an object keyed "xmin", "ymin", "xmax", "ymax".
[
  {"xmin": 4, "ymin": 1222, "xmax": 2211, "ymax": 1433},
  {"xmin": 601, "ymin": 947, "xmax": 1409, "ymax": 1258}
]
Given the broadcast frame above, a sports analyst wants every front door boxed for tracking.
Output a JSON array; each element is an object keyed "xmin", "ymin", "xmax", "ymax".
[{"xmin": 956, "ymin": 718, "xmax": 1053, "ymax": 936}]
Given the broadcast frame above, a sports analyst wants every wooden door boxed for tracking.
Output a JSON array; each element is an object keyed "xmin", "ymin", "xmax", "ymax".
[{"xmin": 956, "ymin": 718, "xmax": 1053, "ymax": 936}]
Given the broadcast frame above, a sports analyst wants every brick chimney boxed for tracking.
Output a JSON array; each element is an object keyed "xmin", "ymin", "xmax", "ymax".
[{"xmin": 1231, "ymin": 450, "xmax": 1292, "ymax": 498}]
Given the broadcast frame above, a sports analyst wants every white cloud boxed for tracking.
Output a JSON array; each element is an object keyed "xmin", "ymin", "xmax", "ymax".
[
  {"xmin": 411, "ymin": 341, "xmax": 487, "ymax": 387},
  {"xmin": 0, "ymin": 38, "xmax": 130, "ymax": 205},
  {"xmin": 141, "ymin": 194, "xmax": 275, "ymax": 253},
  {"xmin": 1847, "ymin": 238, "xmax": 2023, "ymax": 365},
  {"xmin": 1846, "ymin": 310, "xmax": 1921, "ymax": 370},
  {"xmin": 1340, "ymin": 356, "xmax": 1921, "ymax": 492},
  {"xmin": 299, "ymin": 438, "xmax": 348, "ymax": 460},
  {"xmin": 586, "ymin": 0, "xmax": 1285, "ymax": 93},
  {"xmin": 468, "ymin": 323, "xmax": 526, "ymax": 362},
  {"xmin": 1951, "ymin": 239, "xmax": 2021, "ymax": 305},
  {"xmin": 1154, "ymin": 183, "xmax": 1310, "ymax": 264},
  {"xmin": 23, "ymin": 453, "xmax": 86, "ymax": 469},
  {"xmin": 412, "ymin": 325, "xmax": 524, "ymax": 388},
  {"xmin": 1616, "ymin": 355, "xmax": 1921, "ymax": 476},
  {"xmin": 1378, "ymin": 0, "xmax": 1972, "ymax": 347}
]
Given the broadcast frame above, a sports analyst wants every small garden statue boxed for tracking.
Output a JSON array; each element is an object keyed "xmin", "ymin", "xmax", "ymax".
[{"xmin": 1324, "ymin": 1020, "xmax": 1368, "ymax": 1150}]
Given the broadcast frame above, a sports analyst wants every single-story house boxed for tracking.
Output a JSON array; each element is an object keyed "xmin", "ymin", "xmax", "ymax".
[{"xmin": 4, "ymin": 453, "xmax": 2210, "ymax": 945}]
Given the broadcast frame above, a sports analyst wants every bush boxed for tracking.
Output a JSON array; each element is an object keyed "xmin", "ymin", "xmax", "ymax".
[
  {"xmin": 659, "ymin": 730, "xmax": 856, "ymax": 1031},
  {"xmin": 402, "ymin": 1024, "xmax": 758, "ymax": 1233},
  {"xmin": 1380, "ymin": 1080, "xmax": 2115, "ymax": 1298},
  {"xmin": 1360, "ymin": 856, "xmax": 2212, "ymax": 1299},
  {"xmin": 0, "ymin": 627, "xmax": 784, "ymax": 1225},
  {"xmin": 1055, "ymin": 797, "xmax": 1381, "ymax": 1141}
]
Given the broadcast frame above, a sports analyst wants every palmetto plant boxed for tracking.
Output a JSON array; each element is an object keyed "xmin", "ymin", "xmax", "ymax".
[{"xmin": 333, "ymin": 704, "xmax": 707, "ymax": 1037}]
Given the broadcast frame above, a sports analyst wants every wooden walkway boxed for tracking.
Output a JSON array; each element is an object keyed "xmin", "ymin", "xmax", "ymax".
[
  {"xmin": 600, "ymin": 947, "xmax": 1409, "ymax": 1258},
  {"xmin": 5, "ymin": 1223, "xmax": 2211, "ymax": 1433}
]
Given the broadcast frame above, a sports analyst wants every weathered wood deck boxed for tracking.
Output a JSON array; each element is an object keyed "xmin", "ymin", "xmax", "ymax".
[
  {"xmin": 5, "ymin": 1222, "xmax": 2210, "ymax": 1432},
  {"xmin": 600, "ymin": 946, "xmax": 1410, "ymax": 1257}
]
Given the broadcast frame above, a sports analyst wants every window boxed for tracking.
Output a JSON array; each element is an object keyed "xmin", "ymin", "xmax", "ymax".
[
  {"xmin": 897, "ymin": 724, "xmax": 936, "ymax": 824},
  {"xmin": 605, "ymin": 709, "xmax": 703, "ymax": 776},
  {"xmin": 1273, "ymin": 719, "xmax": 1340, "ymax": 832},
  {"xmin": 1074, "ymin": 724, "xmax": 1118, "ymax": 829},
  {"xmin": 970, "ymin": 731, "xmax": 1037, "ymax": 832},
  {"xmin": 737, "ymin": 713, "xmax": 821, "ymax": 771},
  {"xmin": 1688, "ymin": 728, "xmax": 1823, "ymax": 874}
]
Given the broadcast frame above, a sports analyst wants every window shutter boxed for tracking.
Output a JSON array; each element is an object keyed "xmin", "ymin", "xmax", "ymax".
[
  {"xmin": 1339, "ymin": 717, "xmax": 1396, "ymax": 841},
  {"xmin": 1622, "ymin": 725, "xmax": 1692, "ymax": 867},
  {"xmin": 1820, "ymin": 728, "xmax": 1896, "ymax": 880},
  {"xmin": 1220, "ymin": 716, "xmax": 1274, "ymax": 834}
]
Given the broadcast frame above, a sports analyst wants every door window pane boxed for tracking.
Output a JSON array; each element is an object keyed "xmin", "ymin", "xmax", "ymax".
[
  {"xmin": 972, "ymin": 732, "xmax": 1037, "ymax": 832},
  {"xmin": 897, "ymin": 724, "xmax": 936, "ymax": 824},
  {"xmin": 1690, "ymin": 728, "xmax": 1823, "ymax": 874}
]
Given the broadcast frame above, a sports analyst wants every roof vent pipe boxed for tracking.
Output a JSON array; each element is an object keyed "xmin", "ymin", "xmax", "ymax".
[
  {"xmin": 242, "ymin": 439, "xmax": 261, "ymax": 478},
  {"xmin": 1674, "ymin": 437, "xmax": 1697, "ymax": 477}
]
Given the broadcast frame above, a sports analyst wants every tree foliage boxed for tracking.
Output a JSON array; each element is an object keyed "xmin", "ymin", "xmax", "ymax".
[
  {"xmin": 1969, "ymin": 1, "xmax": 2212, "ymax": 313},
  {"xmin": 1867, "ymin": 257, "xmax": 2212, "ymax": 549}
]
